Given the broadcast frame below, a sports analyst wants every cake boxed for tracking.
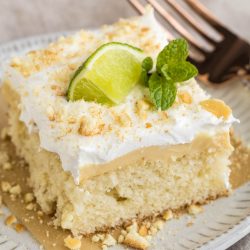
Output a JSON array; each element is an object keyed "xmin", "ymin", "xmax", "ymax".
[{"xmin": 1, "ymin": 9, "xmax": 236, "ymax": 237}]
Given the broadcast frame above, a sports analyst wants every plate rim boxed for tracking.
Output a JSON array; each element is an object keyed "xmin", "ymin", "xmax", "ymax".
[{"xmin": 0, "ymin": 32, "xmax": 250, "ymax": 250}]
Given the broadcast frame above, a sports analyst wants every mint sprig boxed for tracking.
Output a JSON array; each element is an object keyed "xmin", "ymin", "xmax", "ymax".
[{"xmin": 141, "ymin": 38, "xmax": 198, "ymax": 111}]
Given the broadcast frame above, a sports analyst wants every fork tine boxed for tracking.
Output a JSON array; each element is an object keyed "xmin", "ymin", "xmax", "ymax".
[
  {"xmin": 185, "ymin": 0, "xmax": 225, "ymax": 30},
  {"xmin": 127, "ymin": 0, "xmax": 203, "ymax": 62},
  {"xmin": 166, "ymin": 0, "xmax": 218, "ymax": 45},
  {"xmin": 146, "ymin": 0, "xmax": 208, "ymax": 54},
  {"xmin": 128, "ymin": 0, "xmax": 145, "ymax": 14},
  {"xmin": 128, "ymin": 0, "xmax": 174, "ymax": 40}
]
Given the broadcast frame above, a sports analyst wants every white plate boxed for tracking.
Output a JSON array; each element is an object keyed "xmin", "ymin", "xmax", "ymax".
[{"xmin": 0, "ymin": 33, "xmax": 250, "ymax": 250}]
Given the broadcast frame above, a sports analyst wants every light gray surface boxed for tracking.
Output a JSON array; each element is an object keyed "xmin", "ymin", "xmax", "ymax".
[{"xmin": 0, "ymin": 1, "xmax": 249, "ymax": 249}]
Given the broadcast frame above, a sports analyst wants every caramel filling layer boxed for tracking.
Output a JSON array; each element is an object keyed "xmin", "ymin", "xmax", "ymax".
[{"xmin": 79, "ymin": 132, "xmax": 233, "ymax": 182}]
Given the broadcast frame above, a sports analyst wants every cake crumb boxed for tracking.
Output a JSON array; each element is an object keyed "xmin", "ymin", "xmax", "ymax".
[
  {"xmin": 64, "ymin": 235, "xmax": 82, "ymax": 250},
  {"xmin": 24, "ymin": 193, "xmax": 34, "ymax": 203},
  {"xmin": 1, "ymin": 181, "xmax": 11, "ymax": 192},
  {"xmin": 186, "ymin": 221, "xmax": 194, "ymax": 227},
  {"xmin": 37, "ymin": 210, "xmax": 44, "ymax": 217},
  {"xmin": 188, "ymin": 204, "xmax": 204, "ymax": 215},
  {"xmin": 102, "ymin": 234, "xmax": 116, "ymax": 246},
  {"xmin": 3, "ymin": 162, "xmax": 12, "ymax": 170},
  {"xmin": 163, "ymin": 210, "xmax": 173, "ymax": 221},
  {"xmin": 5, "ymin": 215, "xmax": 17, "ymax": 226},
  {"xmin": 123, "ymin": 231, "xmax": 149, "ymax": 250},
  {"xmin": 0, "ymin": 127, "xmax": 8, "ymax": 140},
  {"xmin": 15, "ymin": 223, "xmax": 26, "ymax": 233},
  {"xmin": 118, "ymin": 234, "xmax": 125, "ymax": 243},
  {"xmin": 26, "ymin": 203, "xmax": 35, "ymax": 211},
  {"xmin": 138, "ymin": 225, "xmax": 148, "ymax": 236},
  {"xmin": 153, "ymin": 220, "xmax": 164, "ymax": 230},
  {"xmin": 91, "ymin": 234, "xmax": 100, "ymax": 243},
  {"xmin": 9, "ymin": 184, "xmax": 22, "ymax": 195}
]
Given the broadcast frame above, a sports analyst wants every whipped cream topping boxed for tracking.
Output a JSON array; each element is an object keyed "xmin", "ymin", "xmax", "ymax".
[{"xmin": 4, "ymin": 9, "xmax": 237, "ymax": 183}]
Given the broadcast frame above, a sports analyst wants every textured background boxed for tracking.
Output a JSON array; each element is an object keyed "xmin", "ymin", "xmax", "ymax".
[{"xmin": 0, "ymin": 0, "xmax": 249, "ymax": 249}]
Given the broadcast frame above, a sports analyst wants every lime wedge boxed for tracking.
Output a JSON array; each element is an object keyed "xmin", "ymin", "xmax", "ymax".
[{"xmin": 67, "ymin": 42, "xmax": 145, "ymax": 104}]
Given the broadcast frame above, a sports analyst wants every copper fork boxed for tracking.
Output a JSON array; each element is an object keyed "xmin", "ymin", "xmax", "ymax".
[{"xmin": 128, "ymin": 0, "xmax": 250, "ymax": 83}]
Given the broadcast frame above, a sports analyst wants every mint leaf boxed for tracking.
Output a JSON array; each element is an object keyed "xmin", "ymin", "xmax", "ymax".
[
  {"xmin": 161, "ymin": 61, "xmax": 198, "ymax": 82},
  {"xmin": 156, "ymin": 38, "xmax": 188, "ymax": 72},
  {"xmin": 149, "ymin": 72, "xmax": 177, "ymax": 110},
  {"xmin": 140, "ymin": 57, "xmax": 153, "ymax": 86},
  {"xmin": 142, "ymin": 57, "xmax": 153, "ymax": 71}
]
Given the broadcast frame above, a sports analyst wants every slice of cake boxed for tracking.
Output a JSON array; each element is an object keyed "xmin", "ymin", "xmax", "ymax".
[{"xmin": 1, "ymin": 9, "xmax": 236, "ymax": 236}]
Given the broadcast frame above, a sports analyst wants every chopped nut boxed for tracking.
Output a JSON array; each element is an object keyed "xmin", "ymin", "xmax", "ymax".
[
  {"xmin": 178, "ymin": 92, "xmax": 192, "ymax": 104},
  {"xmin": 15, "ymin": 223, "xmax": 26, "ymax": 233},
  {"xmin": 163, "ymin": 210, "xmax": 173, "ymax": 221},
  {"xmin": 46, "ymin": 106, "xmax": 55, "ymax": 121},
  {"xmin": 64, "ymin": 235, "xmax": 81, "ymax": 250},
  {"xmin": 9, "ymin": 185, "xmax": 21, "ymax": 195},
  {"xmin": 200, "ymin": 99, "xmax": 231, "ymax": 119},
  {"xmin": 5, "ymin": 215, "xmax": 17, "ymax": 226},
  {"xmin": 138, "ymin": 225, "xmax": 148, "ymax": 236},
  {"xmin": 1, "ymin": 181, "xmax": 11, "ymax": 192},
  {"xmin": 24, "ymin": 193, "xmax": 34, "ymax": 203},
  {"xmin": 135, "ymin": 99, "xmax": 150, "ymax": 120},
  {"xmin": 188, "ymin": 204, "xmax": 204, "ymax": 215},
  {"xmin": 145, "ymin": 122, "xmax": 152, "ymax": 128},
  {"xmin": 78, "ymin": 117, "xmax": 105, "ymax": 136},
  {"xmin": 158, "ymin": 111, "xmax": 168, "ymax": 120},
  {"xmin": 115, "ymin": 112, "xmax": 132, "ymax": 127}
]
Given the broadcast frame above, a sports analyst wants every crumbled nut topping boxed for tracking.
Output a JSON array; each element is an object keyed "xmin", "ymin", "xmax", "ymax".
[
  {"xmin": 178, "ymin": 91, "xmax": 192, "ymax": 104},
  {"xmin": 135, "ymin": 99, "xmax": 151, "ymax": 120},
  {"xmin": 78, "ymin": 117, "xmax": 106, "ymax": 136}
]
